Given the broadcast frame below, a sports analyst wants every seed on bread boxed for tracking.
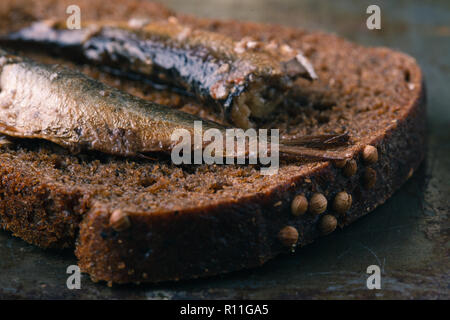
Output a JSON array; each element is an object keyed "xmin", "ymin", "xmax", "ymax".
[
  {"xmin": 362, "ymin": 145, "xmax": 378, "ymax": 164},
  {"xmin": 364, "ymin": 168, "xmax": 377, "ymax": 188},
  {"xmin": 291, "ymin": 194, "xmax": 308, "ymax": 216},
  {"xmin": 333, "ymin": 191, "xmax": 352, "ymax": 214},
  {"xmin": 309, "ymin": 193, "xmax": 327, "ymax": 214},
  {"xmin": 343, "ymin": 159, "xmax": 357, "ymax": 177},
  {"xmin": 278, "ymin": 226, "xmax": 299, "ymax": 247},
  {"xmin": 319, "ymin": 215, "xmax": 337, "ymax": 235},
  {"xmin": 110, "ymin": 209, "xmax": 131, "ymax": 231}
]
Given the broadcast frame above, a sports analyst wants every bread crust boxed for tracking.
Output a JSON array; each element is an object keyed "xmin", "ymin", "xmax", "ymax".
[
  {"xmin": 0, "ymin": 1, "xmax": 427, "ymax": 283},
  {"xmin": 75, "ymin": 82, "xmax": 425, "ymax": 283}
]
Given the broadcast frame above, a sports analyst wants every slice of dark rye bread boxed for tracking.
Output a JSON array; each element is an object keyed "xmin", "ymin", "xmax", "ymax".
[{"xmin": 0, "ymin": 0, "xmax": 426, "ymax": 284}]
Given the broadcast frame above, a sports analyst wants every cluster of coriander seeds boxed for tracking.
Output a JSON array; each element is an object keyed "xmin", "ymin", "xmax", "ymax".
[
  {"xmin": 286, "ymin": 190, "xmax": 341, "ymax": 240},
  {"xmin": 334, "ymin": 144, "xmax": 379, "ymax": 189},
  {"xmin": 280, "ymin": 144, "xmax": 380, "ymax": 247},
  {"xmin": 361, "ymin": 145, "xmax": 378, "ymax": 188},
  {"xmin": 281, "ymin": 189, "xmax": 351, "ymax": 248}
]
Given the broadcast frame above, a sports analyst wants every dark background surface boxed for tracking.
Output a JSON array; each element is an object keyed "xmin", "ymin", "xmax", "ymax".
[{"xmin": 0, "ymin": 0, "xmax": 448, "ymax": 299}]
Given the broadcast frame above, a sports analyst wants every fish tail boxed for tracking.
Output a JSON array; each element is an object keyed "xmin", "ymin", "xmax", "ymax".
[{"xmin": 278, "ymin": 144, "xmax": 352, "ymax": 161}]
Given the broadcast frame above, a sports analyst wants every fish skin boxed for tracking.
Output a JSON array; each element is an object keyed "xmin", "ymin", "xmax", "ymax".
[
  {"xmin": 3, "ymin": 20, "xmax": 316, "ymax": 126},
  {"xmin": 0, "ymin": 49, "xmax": 224, "ymax": 156},
  {"xmin": 0, "ymin": 49, "xmax": 350, "ymax": 161}
]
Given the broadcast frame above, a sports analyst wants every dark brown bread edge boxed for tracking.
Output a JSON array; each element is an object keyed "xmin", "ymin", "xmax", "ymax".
[
  {"xmin": 75, "ymin": 77, "xmax": 427, "ymax": 284},
  {"xmin": 0, "ymin": 165, "xmax": 90, "ymax": 248}
]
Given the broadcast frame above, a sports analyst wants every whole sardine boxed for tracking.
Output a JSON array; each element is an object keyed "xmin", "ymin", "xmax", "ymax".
[
  {"xmin": 3, "ymin": 19, "xmax": 317, "ymax": 129},
  {"xmin": 0, "ymin": 50, "xmax": 349, "ymax": 160}
]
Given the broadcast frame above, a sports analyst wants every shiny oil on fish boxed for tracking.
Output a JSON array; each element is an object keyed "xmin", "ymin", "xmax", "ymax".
[
  {"xmin": 3, "ymin": 19, "xmax": 317, "ymax": 129},
  {"xmin": 0, "ymin": 49, "xmax": 350, "ymax": 161}
]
